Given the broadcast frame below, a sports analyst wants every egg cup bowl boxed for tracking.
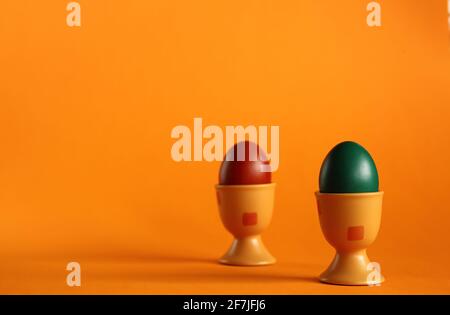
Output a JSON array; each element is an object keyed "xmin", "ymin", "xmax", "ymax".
[
  {"xmin": 315, "ymin": 191, "xmax": 384, "ymax": 285},
  {"xmin": 215, "ymin": 183, "xmax": 276, "ymax": 266}
]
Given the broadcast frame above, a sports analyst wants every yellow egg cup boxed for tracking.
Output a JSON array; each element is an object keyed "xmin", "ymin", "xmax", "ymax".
[
  {"xmin": 216, "ymin": 183, "xmax": 276, "ymax": 266},
  {"xmin": 315, "ymin": 191, "xmax": 384, "ymax": 285}
]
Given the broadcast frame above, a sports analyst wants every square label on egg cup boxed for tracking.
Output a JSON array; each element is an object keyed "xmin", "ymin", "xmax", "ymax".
[{"xmin": 216, "ymin": 183, "xmax": 276, "ymax": 266}]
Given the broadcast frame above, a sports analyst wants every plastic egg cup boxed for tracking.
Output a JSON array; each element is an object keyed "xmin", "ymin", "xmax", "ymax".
[
  {"xmin": 315, "ymin": 191, "xmax": 384, "ymax": 285},
  {"xmin": 216, "ymin": 183, "xmax": 276, "ymax": 266}
]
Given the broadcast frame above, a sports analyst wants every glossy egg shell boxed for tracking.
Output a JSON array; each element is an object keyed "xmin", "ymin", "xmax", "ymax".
[
  {"xmin": 219, "ymin": 141, "xmax": 271, "ymax": 185},
  {"xmin": 319, "ymin": 141, "xmax": 379, "ymax": 193}
]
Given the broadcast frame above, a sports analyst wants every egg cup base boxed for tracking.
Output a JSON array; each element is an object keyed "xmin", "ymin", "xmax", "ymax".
[
  {"xmin": 319, "ymin": 250, "xmax": 385, "ymax": 286},
  {"xmin": 219, "ymin": 235, "xmax": 276, "ymax": 266}
]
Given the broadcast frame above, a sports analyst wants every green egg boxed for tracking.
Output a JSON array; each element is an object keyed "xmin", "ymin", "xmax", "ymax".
[{"xmin": 319, "ymin": 141, "xmax": 379, "ymax": 193}]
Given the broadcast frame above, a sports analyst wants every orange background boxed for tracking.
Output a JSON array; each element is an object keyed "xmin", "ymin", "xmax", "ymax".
[{"xmin": 1, "ymin": 0, "xmax": 450, "ymax": 294}]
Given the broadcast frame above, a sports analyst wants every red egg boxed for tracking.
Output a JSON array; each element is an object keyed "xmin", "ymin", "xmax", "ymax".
[{"xmin": 219, "ymin": 141, "xmax": 271, "ymax": 185}]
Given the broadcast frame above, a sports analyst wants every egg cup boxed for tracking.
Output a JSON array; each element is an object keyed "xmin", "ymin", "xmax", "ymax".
[
  {"xmin": 315, "ymin": 191, "xmax": 384, "ymax": 285},
  {"xmin": 216, "ymin": 183, "xmax": 276, "ymax": 266}
]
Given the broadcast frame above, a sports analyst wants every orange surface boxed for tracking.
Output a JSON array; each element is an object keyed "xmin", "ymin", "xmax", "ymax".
[{"xmin": 1, "ymin": 1, "xmax": 450, "ymax": 294}]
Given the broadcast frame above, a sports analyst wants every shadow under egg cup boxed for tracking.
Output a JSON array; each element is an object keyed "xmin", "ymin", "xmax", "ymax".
[
  {"xmin": 216, "ymin": 183, "xmax": 276, "ymax": 266},
  {"xmin": 315, "ymin": 191, "xmax": 384, "ymax": 285}
]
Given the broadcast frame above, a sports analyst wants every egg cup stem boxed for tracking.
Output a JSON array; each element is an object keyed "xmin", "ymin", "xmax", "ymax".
[{"xmin": 219, "ymin": 235, "xmax": 276, "ymax": 266}]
